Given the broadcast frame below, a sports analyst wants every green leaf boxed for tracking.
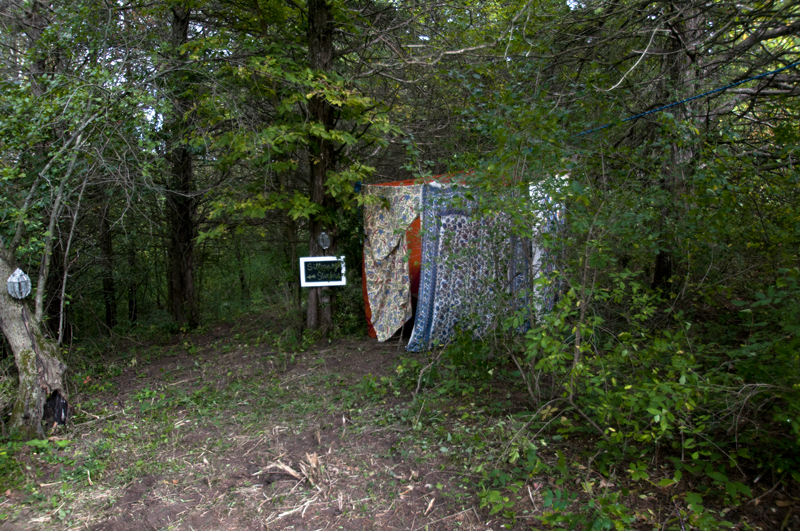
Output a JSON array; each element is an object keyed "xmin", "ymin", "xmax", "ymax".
[
  {"xmin": 708, "ymin": 471, "xmax": 728, "ymax": 483},
  {"xmin": 685, "ymin": 492, "xmax": 703, "ymax": 505}
]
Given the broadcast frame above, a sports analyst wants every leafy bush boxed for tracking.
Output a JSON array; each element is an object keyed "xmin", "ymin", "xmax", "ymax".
[{"xmin": 515, "ymin": 263, "xmax": 800, "ymax": 492}]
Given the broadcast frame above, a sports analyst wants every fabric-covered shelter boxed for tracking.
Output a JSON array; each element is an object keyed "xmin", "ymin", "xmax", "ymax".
[{"xmin": 362, "ymin": 177, "xmax": 557, "ymax": 347}]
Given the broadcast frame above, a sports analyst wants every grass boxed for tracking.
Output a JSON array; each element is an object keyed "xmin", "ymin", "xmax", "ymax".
[{"xmin": 0, "ymin": 312, "xmax": 792, "ymax": 530}]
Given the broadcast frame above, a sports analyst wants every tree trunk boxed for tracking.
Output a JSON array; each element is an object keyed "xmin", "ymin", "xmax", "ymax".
[
  {"xmin": 275, "ymin": 168, "xmax": 301, "ymax": 319},
  {"xmin": 651, "ymin": 6, "xmax": 700, "ymax": 293},
  {"xmin": 0, "ymin": 0, "xmax": 71, "ymax": 439},
  {"xmin": 166, "ymin": 144, "xmax": 199, "ymax": 329},
  {"xmin": 45, "ymin": 241, "xmax": 65, "ymax": 338},
  {"xmin": 234, "ymin": 239, "xmax": 250, "ymax": 302},
  {"xmin": 99, "ymin": 209, "xmax": 117, "ymax": 330},
  {"xmin": 0, "ymin": 250, "xmax": 67, "ymax": 439},
  {"xmin": 651, "ymin": 249, "xmax": 673, "ymax": 291},
  {"xmin": 285, "ymin": 218, "xmax": 301, "ymax": 313},
  {"xmin": 165, "ymin": 5, "xmax": 199, "ymax": 329},
  {"xmin": 306, "ymin": 0, "xmax": 336, "ymax": 335},
  {"xmin": 127, "ymin": 243, "xmax": 138, "ymax": 323}
]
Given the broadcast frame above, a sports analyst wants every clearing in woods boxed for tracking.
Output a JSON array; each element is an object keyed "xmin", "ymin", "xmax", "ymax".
[{"xmin": 0, "ymin": 311, "xmax": 791, "ymax": 530}]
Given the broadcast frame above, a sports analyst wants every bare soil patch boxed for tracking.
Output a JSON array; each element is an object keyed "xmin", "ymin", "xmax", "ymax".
[{"xmin": 0, "ymin": 325, "xmax": 491, "ymax": 531}]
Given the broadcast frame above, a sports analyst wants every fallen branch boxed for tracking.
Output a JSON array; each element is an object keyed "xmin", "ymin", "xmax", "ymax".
[
  {"xmin": 749, "ymin": 481, "xmax": 781, "ymax": 505},
  {"xmin": 265, "ymin": 461, "xmax": 304, "ymax": 481},
  {"xmin": 567, "ymin": 397, "xmax": 610, "ymax": 442},
  {"xmin": 266, "ymin": 493, "xmax": 321, "ymax": 523}
]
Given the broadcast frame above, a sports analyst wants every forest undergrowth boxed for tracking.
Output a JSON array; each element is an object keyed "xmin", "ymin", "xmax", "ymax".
[{"xmin": 0, "ymin": 301, "xmax": 798, "ymax": 531}]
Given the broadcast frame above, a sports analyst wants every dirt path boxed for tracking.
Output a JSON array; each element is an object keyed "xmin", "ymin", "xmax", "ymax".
[{"xmin": 1, "ymin": 326, "xmax": 495, "ymax": 531}]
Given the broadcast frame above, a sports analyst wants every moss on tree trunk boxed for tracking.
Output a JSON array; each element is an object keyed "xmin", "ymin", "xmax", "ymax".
[{"xmin": 0, "ymin": 254, "xmax": 67, "ymax": 439}]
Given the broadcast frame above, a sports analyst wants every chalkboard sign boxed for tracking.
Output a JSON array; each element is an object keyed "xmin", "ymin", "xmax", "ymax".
[{"xmin": 300, "ymin": 256, "xmax": 346, "ymax": 287}]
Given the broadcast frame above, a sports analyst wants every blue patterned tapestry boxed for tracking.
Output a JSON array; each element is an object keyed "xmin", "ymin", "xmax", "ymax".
[{"xmin": 407, "ymin": 184, "xmax": 531, "ymax": 352}]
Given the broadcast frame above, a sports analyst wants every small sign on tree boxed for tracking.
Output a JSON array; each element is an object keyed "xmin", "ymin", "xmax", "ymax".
[{"xmin": 300, "ymin": 256, "xmax": 346, "ymax": 287}]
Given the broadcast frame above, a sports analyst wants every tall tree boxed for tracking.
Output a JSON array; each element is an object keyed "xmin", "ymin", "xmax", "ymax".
[
  {"xmin": 0, "ymin": 0, "xmax": 90, "ymax": 437},
  {"xmin": 0, "ymin": 0, "xmax": 161, "ymax": 436},
  {"xmin": 164, "ymin": 4, "xmax": 201, "ymax": 329},
  {"xmin": 192, "ymin": 0, "xmax": 404, "ymax": 333},
  {"xmin": 305, "ymin": 0, "xmax": 337, "ymax": 333}
]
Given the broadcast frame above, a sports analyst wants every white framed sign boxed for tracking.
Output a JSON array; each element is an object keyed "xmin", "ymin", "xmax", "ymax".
[{"xmin": 300, "ymin": 256, "xmax": 347, "ymax": 287}]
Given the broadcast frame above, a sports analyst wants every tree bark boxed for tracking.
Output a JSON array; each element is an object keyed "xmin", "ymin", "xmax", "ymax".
[
  {"xmin": 0, "ymin": 0, "xmax": 69, "ymax": 439},
  {"xmin": 165, "ymin": 5, "xmax": 200, "ymax": 329},
  {"xmin": 285, "ymin": 218, "xmax": 301, "ymax": 313},
  {"xmin": 651, "ymin": 249, "xmax": 673, "ymax": 291},
  {"xmin": 166, "ymin": 145, "xmax": 199, "ymax": 329},
  {"xmin": 0, "ymin": 247, "xmax": 67, "ymax": 439},
  {"xmin": 306, "ymin": 0, "xmax": 336, "ymax": 335},
  {"xmin": 651, "ymin": 4, "xmax": 700, "ymax": 293},
  {"xmin": 127, "ymin": 243, "xmax": 138, "ymax": 323},
  {"xmin": 99, "ymin": 207, "xmax": 117, "ymax": 330},
  {"xmin": 45, "ymin": 240, "xmax": 65, "ymax": 338},
  {"xmin": 34, "ymin": 144, "xmax": 73, "ymax": 324},
  {"xmin": 234, "ymin": 239, "xmax": 250, "ymax": 302}
]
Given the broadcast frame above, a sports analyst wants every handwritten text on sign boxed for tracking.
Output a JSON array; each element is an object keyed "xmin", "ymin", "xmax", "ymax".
[{"xmin": 299, "ymin": 256, "xmax": 346, "ymax": 287}]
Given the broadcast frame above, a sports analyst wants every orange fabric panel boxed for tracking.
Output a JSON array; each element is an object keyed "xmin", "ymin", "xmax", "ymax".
[{"xmin": 407, "ymin": 216, "xmax": 421, "ymax": 299}]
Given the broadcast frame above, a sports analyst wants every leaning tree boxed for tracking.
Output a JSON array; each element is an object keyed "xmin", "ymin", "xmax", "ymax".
[{"xmin": 0, "ymin": 0, "xmax": 158, "ymax": 437}]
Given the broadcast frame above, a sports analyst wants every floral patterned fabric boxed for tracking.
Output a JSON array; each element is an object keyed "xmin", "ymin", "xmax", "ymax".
[
  {"xmin": 529, "ymin": 184, "xmax": 565, "ymax": 313},
  {"xmin": 407, "ymin": 184, "xmax": 532, "ymax": 352},
  {"xmin": 363, "ymin": 184, "xmax": 422, "ymax": 342}
]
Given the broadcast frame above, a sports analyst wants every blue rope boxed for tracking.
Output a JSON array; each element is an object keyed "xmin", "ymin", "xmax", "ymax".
[{"xmin": 575, "ymin": 60, "xmax": 800, "ymax": 138}]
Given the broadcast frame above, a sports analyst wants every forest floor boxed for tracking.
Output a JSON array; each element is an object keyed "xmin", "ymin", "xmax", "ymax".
[{"xmin": 0, "ymin": 311, "xmax": 794, "ymax": 530}]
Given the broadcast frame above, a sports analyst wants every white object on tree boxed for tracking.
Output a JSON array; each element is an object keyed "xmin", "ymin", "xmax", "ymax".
[
  {"xmin": 318, "ymin": 231, "xmax": 331, "ymax": 250},
  {"xmin": 7, "ymin": 268, "xmax": 31, "ymax": 299}
]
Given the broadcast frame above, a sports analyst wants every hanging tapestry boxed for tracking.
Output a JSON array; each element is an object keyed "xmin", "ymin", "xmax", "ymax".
[
  {"xmin": 407, "ymin": 184, "xmax": 531, "ymax": 352},
  {"xmin": 529, "ymin": 184, "xmax": 566, "ymax": 313},
  {"xmin": 363, "ymin": 184, "xmax": 422, "ymax": 342}
]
